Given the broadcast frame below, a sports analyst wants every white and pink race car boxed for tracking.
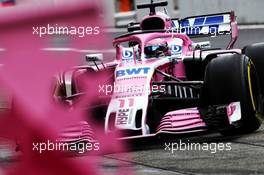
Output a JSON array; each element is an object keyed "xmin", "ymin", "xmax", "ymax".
[{"xmin": 54, "ymin": 1, "xmax": 264, "ymax": 143}]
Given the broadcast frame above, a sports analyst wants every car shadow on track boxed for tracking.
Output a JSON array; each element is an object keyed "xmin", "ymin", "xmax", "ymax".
[{"xmin": 121, "ymin": 130, "xmax": 261, "ymax": 153}]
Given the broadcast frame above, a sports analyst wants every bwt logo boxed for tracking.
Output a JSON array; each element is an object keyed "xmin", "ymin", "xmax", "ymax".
[
  {"xmin": 171, "ymin": 45, "xmax": 182, "ymax": 55},
  {"xmin": 122, "ymin": 49, "xmax": 133, "ymax": 60},
  {"xmin": 116, "ymin": 67, "xmax": 151, "ymax": 78}
]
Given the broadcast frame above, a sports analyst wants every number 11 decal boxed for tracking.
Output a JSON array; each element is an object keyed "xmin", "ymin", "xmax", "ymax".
[{"xmin": 118, "ymin": 98, "xmax": 134, "ymax": 108}]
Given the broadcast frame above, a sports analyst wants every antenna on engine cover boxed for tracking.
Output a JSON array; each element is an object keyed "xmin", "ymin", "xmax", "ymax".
[{"xmin": 137, "ymin": 0, "xmax": 168, "ymax": 15}]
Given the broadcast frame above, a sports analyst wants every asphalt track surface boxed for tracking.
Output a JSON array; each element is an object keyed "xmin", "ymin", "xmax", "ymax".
[{"xmin": 1, "ymin": 28, "xmax": 264, "ymax": 175}]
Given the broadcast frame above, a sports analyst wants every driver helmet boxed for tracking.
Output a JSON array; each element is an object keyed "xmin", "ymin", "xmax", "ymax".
[{"xmin": 144, "ymin": 38, "xmax": 169, "ymax": 58}]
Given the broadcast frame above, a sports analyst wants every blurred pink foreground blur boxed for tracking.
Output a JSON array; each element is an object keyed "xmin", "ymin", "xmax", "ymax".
[{"xmin": 0, "ymin": 1, "xmax": 130, "ymax": 175}]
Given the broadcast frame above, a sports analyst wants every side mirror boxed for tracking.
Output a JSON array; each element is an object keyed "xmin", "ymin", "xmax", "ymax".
[
  {"xmin": 192, "ymin": 41, "xmax": 211, "ymax": 50},
  {"xmin": 85, "ymin": 53, "xmax": 105, "ymax": 70},
  {"xmin": 85, "ymin": 54, "xmax": 103, "ymax": 62}
]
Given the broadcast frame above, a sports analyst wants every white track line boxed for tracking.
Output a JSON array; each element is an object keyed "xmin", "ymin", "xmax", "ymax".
[
  {"xmin": 42, "ymin": 48, "xmax": 115, "ymax": 53},
  {"xmin": 103, "ymin": 28, "xmax": 127, "ymax": 33},
  {"xmin": 238, "ymin": 25, "xmax": 264, "ymax": 30}
]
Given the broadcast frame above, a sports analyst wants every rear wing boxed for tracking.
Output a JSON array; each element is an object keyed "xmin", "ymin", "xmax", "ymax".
[
  {"xmin": 172, "ymin": 11, "xmax": 238, "ymax": 49},
  {"xmin": 127, "ymin": 11, "xmax": 238, "ymax": 49},
  {"xmin": 172, "ymin": 12, "xmax": 234, "ymax": 36}
]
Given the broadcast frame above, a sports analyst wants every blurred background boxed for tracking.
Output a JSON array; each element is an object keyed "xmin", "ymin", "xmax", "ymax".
[{"xmin": 2, "ymin": 0, "xmax": 264, "ymax": 27}]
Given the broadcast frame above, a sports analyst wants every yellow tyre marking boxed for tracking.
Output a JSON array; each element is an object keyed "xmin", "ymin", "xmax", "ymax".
[{"xmin": 247, "ymin": 60, "xmax": 256, "ymax": 111}]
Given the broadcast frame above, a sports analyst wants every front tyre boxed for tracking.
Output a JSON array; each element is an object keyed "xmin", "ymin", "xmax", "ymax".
[
  {"xmin": 202, "ymin": 54, "xmax": 263, "ymax": 135},
  {"xmin": 244, "ymin": 43, "xmax": 264, "ymax": 95}
]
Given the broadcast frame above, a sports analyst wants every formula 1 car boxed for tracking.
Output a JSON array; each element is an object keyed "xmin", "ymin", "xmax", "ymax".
[{"xmin": 54, "ymin": 0, "xmax": 264, "ymax": 143}]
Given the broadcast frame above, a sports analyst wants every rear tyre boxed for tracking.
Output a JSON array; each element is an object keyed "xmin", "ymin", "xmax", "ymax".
[{"xmin": 202, "ymin": 54, "xmax": 263, "ymax": 135}]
